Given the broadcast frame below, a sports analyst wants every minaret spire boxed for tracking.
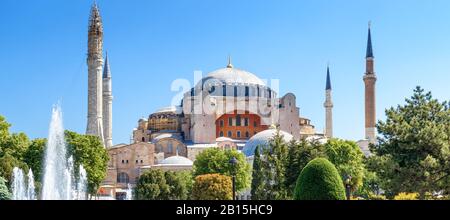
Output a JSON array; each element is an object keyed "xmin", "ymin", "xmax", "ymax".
[
  {"xmin": 364, "ymin": 22, "xmax": 377, "ymax": 144},
  {"xmin": 366, "ymin": 21, "xmax": 374, "ymax": 58},
  {"xmin": 324, "ymin": 64, "xmax": 333, "ymax": 138},
  {"xmin": 86, "ymin": 3, "xmax": 105, "ymax": 145},
  {"xmin": 103, "ymin": 52, "xmax": 113, "ymax": 148},
  {"xmin": 326, "ymin": 64, "xmax": 332, "ymax": 90}
]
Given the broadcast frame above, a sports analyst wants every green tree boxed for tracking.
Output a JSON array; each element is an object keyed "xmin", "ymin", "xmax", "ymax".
[
  {"xmin": 192, "ymin": 174, "xmax": 232, "ymax": 200},
  {"xmin": 0, "ymin": 115, "xmax": 30, "ymax": 182},
  {"xmin": 23, "ymin": 138, "xmax": 46, "ymax": 183},
  {"xmin": 193, "ymin": 148, "xmax": 250, "ymax": 192},
  {"xmin": 135, "ymin": 169, "xmax": 170, "ymax": 200},
  {"xmin": 294, "ymin": 158, "xmax": 346, "ymax": 200},
  {"xmin": 135, "ymin": 169, "xmax": 193, "ymax": 200},
  {"xmin": 286, "ymin": 139, "xmax": 326, "ymax": 196},
  {"xmin": 264, "ymin": 129, "xmax": 290, "ymax": 200},
  {"xmin": 65, "ymin": 131, "xmax": 109, "ymax": 196},
  {"xmin": 0, "ymin": 115, "xmax": 10, "ymax": 139},
  {"xmin": 164, "ymin": 171, "xmax": 192, "ymax": 200},
  {"xmin": 0, "ymin": 176, "xmax": 11, "ymax": 200},
  {"xmin": 369, "ymin": 87, "xmax": 450, "ymax": 199},
  {"xmin": 250, "ymin": 146, "xmax": 265, "ymax": 200},
  {"xmin": 324, "ymin": 139, "xmax": 365, "ymax": 193},
  {"xmin": 250, "ymin": 129, "xmax": 291, "ymax": 200}
]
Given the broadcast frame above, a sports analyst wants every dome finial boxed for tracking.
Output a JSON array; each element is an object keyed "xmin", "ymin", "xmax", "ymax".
[{"xmin": 227, "ymin": 55, "xmax": 233, "ymax": 68}]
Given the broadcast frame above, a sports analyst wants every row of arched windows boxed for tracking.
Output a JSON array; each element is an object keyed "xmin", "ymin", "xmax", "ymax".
[{"xmin": 219, "ymin": 131, "xmax": 251, "ymax": 138}]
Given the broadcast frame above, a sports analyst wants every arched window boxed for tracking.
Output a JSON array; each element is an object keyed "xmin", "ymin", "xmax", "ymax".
[
  {"xmin": 245, "ymin": 86, "xmax": 249, "ymax": 97},
  {"xmin": 245, "ymin": 131, "xmax": 249, "ymax": 138},
  {"xmin": 236, "ymin": 115, "xmax": 241, "ymax": 126},
  {"xmin": 220, "ymin": 120, "xmax": 224, "ymax": 127},
  {"xmin": 222, "ymin": 85, "xmax": 227, "ymax": 96},
  {"xmin": 237, "ymin": 131, "xmax": 241, "ymax": 138},
  {"xmin": 219, "ymin": 131, "xmax": 224, "ymax": 137},
  {"xmin": 117, "ymin": 172, "xmax": 129, "ymax": 184},
  {"xmin": 227, "ymin": 131, "xmax": 232, "ymax": 137}
]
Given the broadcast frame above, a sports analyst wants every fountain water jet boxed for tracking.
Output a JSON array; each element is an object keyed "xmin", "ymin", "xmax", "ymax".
[
  {"xmin": 12, "ymin": 167, "xmax": 26, "ymax": 200},
  {"xmin": 40, "ymin": 104, "xmax": 88, "ymax": 200},
  {"xmin": 27, "ymin": 169, "xmax": 36, "ymax": 200},
  {"xmin": 11, "ymin": 167, "xmax": 35, "ymax": 200}
]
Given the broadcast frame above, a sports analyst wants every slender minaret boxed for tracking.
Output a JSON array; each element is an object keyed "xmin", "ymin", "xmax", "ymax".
[
  {"xmin": 86, "ymin": 3, "xmax": 104, "ymax": 144},
  {"xmin": 364, "ymin": 22, "xmax": 377, "ymax": 144},
  {"xmin": 324, "ymin": 65, "xmax": 333, "ymax": 138},
  {"xmin": 103, "ymin": 53, "xmax": 113, "ymax": 148}
]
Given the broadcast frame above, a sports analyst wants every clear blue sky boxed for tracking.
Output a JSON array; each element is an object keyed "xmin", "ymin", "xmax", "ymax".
[{"xmin": 1, "ymin": 0, "xmax": 449, "ymax": 144}]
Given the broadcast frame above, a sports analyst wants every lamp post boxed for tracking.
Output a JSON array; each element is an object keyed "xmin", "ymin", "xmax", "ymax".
[
  {"xmin": 229, "ymin": 157, "xmax": 238, "ymax": 200},
  {"xmin": 344, "ymin": 174, "xmax": 352, "ymax": 200}
]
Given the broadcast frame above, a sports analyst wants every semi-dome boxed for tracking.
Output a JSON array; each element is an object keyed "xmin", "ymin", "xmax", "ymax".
[
  {"xmin": 243, "ymin": 128, "xmax": 294, "ymax": 157},
  {"xmin": 160, "ymin": 155, "xmax": 193, "ymax": 166}
]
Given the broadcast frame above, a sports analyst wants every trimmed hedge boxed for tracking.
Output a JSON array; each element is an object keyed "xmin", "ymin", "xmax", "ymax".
[{"xmin": 294, "ymin": 158, "xmax": 346, "ymax": 200}]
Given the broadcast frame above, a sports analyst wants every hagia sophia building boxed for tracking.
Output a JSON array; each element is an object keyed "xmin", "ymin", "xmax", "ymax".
[{"xmin": 84, "ymin": 4, "xmax": 377, "ymax": 199}]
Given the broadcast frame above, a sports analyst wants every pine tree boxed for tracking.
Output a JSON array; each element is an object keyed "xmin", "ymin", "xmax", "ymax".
[{"xmin": 251, "ymin": 146, "xmax": 264, "ymax": 200}]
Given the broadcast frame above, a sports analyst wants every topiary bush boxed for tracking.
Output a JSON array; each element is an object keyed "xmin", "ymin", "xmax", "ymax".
[{"xmin": 294, "ymin": 158, "xmax": 346, "ymax": 200}]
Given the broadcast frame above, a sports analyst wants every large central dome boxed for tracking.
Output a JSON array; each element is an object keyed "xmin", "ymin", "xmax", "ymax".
[{"xmin": 204, "ymin": 67, "xmax": 266, "ymax": 87}]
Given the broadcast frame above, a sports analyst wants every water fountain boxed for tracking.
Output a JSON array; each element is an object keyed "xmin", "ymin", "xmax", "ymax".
[
  {"xmin": 27, "ymin": 169, "xmax": 36, "ymax": 200},
  {"xmin": 41, "ymin": 105, "xmax": 89, "ymax": 200},
  {"xmin": 126, "ymin": 183, "xmax": 133, "ymax": 200},
  {"xmin": 11, "ymin": 167, "xmax": 35, "ymax": 200},
  {"xmin": 11, "ymin": 104, "xmax": 88, "ymax": 200}
]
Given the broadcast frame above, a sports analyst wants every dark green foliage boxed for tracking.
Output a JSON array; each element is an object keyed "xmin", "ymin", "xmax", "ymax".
[
  {"xmin": 286, "ymin": 139, "xmax": 326, "ymax": 196},
  {"xmin": 294, "ymin": 158, "xmax": 346, "ymax": 200},
  {"xmin": 23, "ymin": 138, "xmax": 46, "ymax": 184},
  {"xmin": 135, "ymin": 169, "xmax": 192, "ymax": 200},
  {"xmin": 250, "ymin": 129, "xmax": 290, "ymax": 200},
  {"xmin": 369, "ymin": 87, "xmax": 450, "ymax": 198},
  {"xmin": 250, "ymin": 146, "xmax": 265, "ymax": 200}
]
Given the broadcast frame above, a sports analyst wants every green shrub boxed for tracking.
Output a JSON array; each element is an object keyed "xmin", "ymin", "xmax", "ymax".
[
  {"xmin": 192, "ymin": 174, "xmax": 232, "ymax": 200},
  {"xmin": 294, "ymin": 158, "xmax": 346, "ymax": 200}
]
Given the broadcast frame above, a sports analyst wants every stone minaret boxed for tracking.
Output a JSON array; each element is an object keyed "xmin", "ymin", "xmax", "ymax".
[
  {"xmin": 103, "ymin": 53, "xmax": 113, "ymax": 148},
  {"xmin": 86, "ymin": 3, "xmax": 104, "ymax": 144},
  {"xmin": 363, "ymin": 23, "xmax": 377, "ymax": 144},
  {"xmin": 324, "ymin": 65, "xmax": 333, "ymax": 138}
]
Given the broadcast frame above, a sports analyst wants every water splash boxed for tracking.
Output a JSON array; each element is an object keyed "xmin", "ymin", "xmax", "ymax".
[
  {"xmin": 40, "ymin": 104, "xmax": 88, "ymax": 200},
  {"xmin": 12, "ymin": 168, "xmax": 26, "ymax": 200},
  {"xmin": 126, "ymin": 183, "xmax": 133, "ymax": 200},
  {"xmin": 76, "ymin": 165, "xmax": 88, "ymax": 200},
  {"xmin": 11, "ymin": 167, "xmax": 35, "ymax": 200},
  {"xmin": 27, "ymin": 169, "xmax": 36, "ymax": 200}
]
